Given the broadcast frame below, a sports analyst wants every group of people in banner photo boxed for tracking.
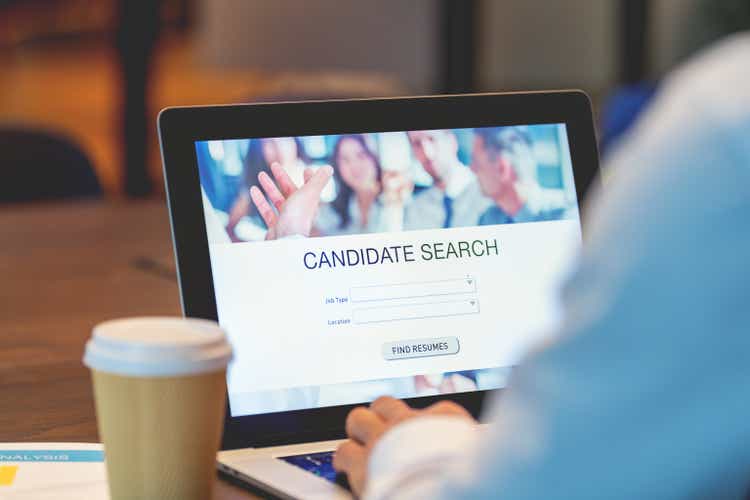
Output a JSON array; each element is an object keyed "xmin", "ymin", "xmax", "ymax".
[{"xmin": 196, "ymin": 124, "xmax": 578, "ymax": 244}]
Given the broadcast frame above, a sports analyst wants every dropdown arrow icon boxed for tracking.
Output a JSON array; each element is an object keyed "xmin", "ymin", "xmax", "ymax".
[{"xmin": 467, "ymin": 280, "xmax": 473, "ymax": 285}]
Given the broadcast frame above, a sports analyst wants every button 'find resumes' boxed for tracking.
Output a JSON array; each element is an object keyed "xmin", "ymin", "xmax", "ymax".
[{"xmin": 382, "ymin": 337, "xmax": 460, "ymax": 360}]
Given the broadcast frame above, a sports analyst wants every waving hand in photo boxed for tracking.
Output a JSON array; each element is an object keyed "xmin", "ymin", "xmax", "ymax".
[{"xmin": 249, "ymin": 163, "xmax": 333, "ymax": 240}]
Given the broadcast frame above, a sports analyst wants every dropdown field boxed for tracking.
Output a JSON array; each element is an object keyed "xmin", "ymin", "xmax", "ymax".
[
  {"xmin": 350, "ymin": 277, "xmax": 476, "ymax": 303},
  {"xmin": 353, "ymin": 298, "xmax": 480, "ymax": 324}
]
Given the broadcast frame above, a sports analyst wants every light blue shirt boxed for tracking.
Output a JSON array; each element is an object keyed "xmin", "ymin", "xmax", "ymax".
[{"xmin": 365, "ymin": 33, "xmax": 750, "ymax": 499}]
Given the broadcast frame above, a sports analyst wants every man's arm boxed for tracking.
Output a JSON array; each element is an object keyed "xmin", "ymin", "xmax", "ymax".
[{"xmin": 336, "ymin": 35, "xmax": 750, "ymax": 499}]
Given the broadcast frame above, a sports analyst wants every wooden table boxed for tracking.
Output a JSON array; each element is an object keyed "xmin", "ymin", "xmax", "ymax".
[{"xmin": 0, "ymin": 199, "xmax": 263, "ymax": 499}]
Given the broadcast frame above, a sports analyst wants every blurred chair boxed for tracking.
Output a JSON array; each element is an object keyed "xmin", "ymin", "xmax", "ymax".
[
  {"xmin": 599, "ymin": 82, "xmax": 658, "ymax": 156},
  {"xmin": 0, "ymin": 128, "xmax": 101, "ymax": 203}
]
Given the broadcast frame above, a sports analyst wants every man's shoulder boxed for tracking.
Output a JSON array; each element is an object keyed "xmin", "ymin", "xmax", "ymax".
[
  {"xmin": 537, "ymin": 206, "xmax": 567, "ymax": 222},
  {"xmin": 514, "ymin": 204, "xmax": 566, "ymax": 224},
  {"xmin": 606, "ymin": 33, "xmax": 750, "ymax": 185},
  {"xmin": 662, "ymin": 32, "xmax": 750, "ymax": 122},
  {"xmin": 478, "ymin": 205, "xmax": 508, "ymax": 226}
]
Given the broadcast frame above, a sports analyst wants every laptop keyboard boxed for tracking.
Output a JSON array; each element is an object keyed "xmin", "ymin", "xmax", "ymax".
[{"xmin": 279, "ymin": 451, "xmax": 351, "ymax": 491}]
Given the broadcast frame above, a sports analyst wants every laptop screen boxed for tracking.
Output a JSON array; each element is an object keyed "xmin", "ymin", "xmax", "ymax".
[{"xmin": 194, "ymin": 124, "xmax": 582, "ymax": 417}]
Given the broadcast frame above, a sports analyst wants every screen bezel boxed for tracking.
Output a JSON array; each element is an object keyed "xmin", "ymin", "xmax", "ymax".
[{"xmin": 158, "ymin": 91, "xmax": 601, "ymax": 449}]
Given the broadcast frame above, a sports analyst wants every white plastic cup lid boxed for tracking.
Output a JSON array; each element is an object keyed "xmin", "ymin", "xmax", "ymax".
[{"xmin": 83, "ymin": 317, "xmax": 233, "ymax": 377}]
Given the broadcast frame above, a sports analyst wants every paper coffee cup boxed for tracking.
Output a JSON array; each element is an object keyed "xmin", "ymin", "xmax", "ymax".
[{"xmin": 83, "ymin": 317, "xmax": 232, "ymax": 500}]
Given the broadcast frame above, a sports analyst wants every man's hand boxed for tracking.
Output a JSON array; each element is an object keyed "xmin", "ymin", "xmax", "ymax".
[
  {"xmin": 250, "ymin": 163, "xmax": 333, "ymax": 240},
  {"xmin": 381, "ymin": 170, "xmax": 414, "ymax": 205},
  {"xmin": 333, "ymin": 396, "xmax": 475, "ymax": 496}
]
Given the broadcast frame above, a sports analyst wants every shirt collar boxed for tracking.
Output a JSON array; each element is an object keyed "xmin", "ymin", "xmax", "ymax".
[{"xmin": 442, "ymin": 160, "xmax": 474, "ymax": 198}]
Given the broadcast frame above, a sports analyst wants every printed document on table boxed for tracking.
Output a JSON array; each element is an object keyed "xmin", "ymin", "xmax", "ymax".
[{"xmin": 0, "ymin": 443, "xmax": 107, "ymax": 499}]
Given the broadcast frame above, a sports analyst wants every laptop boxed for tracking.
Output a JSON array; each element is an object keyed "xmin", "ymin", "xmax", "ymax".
[{"xmin": 158, "ymin": 92, "xmax": 600, "ymax": 499}]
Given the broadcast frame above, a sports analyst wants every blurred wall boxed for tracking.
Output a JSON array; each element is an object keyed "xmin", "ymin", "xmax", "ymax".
[
  {"xmin": 650, "ymin": 0, "xmax": 699, "ymax": 76},
  {"xmin": 194, "ymin": 0, "xmax": 709, "ymax": 99},
  {"xmin": 478, "ymin": 0, "xmax": 617, "ymax": 93},
  {"xmin": 195, "ymin": 0, "xmax": 438, "ymax": 92}
]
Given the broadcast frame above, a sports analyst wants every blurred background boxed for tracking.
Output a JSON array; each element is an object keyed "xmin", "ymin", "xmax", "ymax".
[{"xmin": 1, "ymin": 0, "xmax": 750, "ymax": 202}]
